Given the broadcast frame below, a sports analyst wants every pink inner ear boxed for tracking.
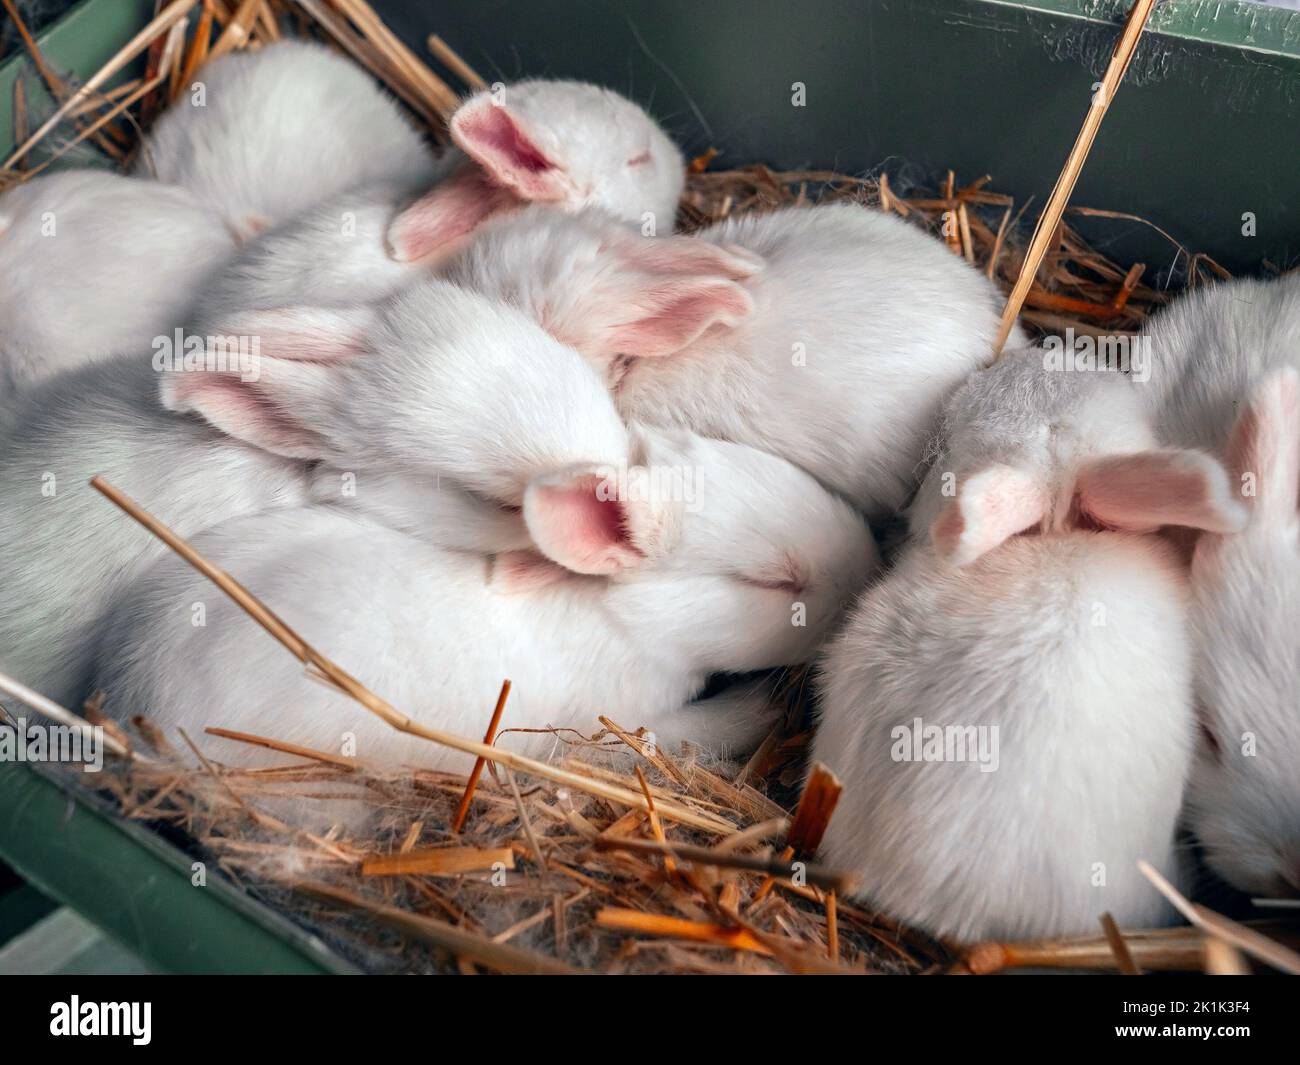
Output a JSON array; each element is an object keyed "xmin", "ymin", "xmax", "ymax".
[
  {"xmin": 607, "ymin": 281, "xmax": 753, "ymax": 358},
  {"xmin": 164, "ymin": 372, "xmax": 324, "ymax": 459},
  {"xmin": 488, "ymin": 550, "xmax": 571, "ymax": 594},
  {"xmin": 227, "ymin": 306, "xmax": 370, "ymax": 363},
  {"xmin": 615, "ymin": 234, "xmax": 765, "ymax": 279},
  {"xmin": 1227, "ymin": 368, "xmax": 1300, "ymax": 523},
  {"xmin": 451, "ymin": 99, "xmax": 570, "ymax": 204},
  {"xmin": 932, "ymin": 465, "xmax": 1046, "ymax": 566},
  {"xmin": 525, "ymin": 472, "xmax": 642, "ymax": 575},
  {"xmin": 1077, "ymin": 451, "xmax": 1246, "ymax": 534},
  {"xmin": 387, "ymin": 164, "xmax": 518, "ymax": 263}
]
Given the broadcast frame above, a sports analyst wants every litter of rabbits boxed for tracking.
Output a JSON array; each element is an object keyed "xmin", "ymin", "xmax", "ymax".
[{"xmin": 2, "ymin": 0, "xmax": 1298, "ymax": 976}]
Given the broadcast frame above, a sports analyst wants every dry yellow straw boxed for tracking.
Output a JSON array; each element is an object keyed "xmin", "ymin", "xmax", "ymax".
[
  {"xmin": 89, "ymin": 477, "xmax": 732, "ymax": 834},
  {"xmin": 1138, "ymin": 860, "xmax": 1300, "ymax": 974},
  {"xmin": 991, "ymin": 0, "xmax": 1155, "ymax": 356},
  {"xmin": 0, "ymin": 669, "xmax": 138, "ymax": 761},
  {"xmin": 426, "ymin": 33, "xmax": 488, "ymax": 91},
  {"xmin": 1, "ymin": 0, "xmax": 197, "ymax": 172}
]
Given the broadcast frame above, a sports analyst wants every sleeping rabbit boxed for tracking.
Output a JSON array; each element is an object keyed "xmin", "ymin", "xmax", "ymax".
[
  {"xmin": 812, "ymin": 345, "xmax": 1245, "ymax": 941},
  {"xmin": 1138, "ymin": 275, "xmax": 1300, "ymax": 898},
  {"xmin": 92, "ymin": 284, "xmax": 877, "ymax": 794}
]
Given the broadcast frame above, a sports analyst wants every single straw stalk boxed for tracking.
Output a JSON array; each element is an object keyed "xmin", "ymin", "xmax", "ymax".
[
  {"xmin": 450, "ymin": 679, "xmax": 511, "ymax": 833},
  {"xmin": 426, "ymin": 33, "xmax": 487, "ymax": 91},
  {"xmin": 1098, "ymin": 911, "xmax": 1141, "ymax": 975},
  {"xmin": 991, "ymin": 0, "xmax": 1155, "ymax": 356},
  {"xmin": 0, "ymin": 669, "xmax": 137, "ymax": 761}
]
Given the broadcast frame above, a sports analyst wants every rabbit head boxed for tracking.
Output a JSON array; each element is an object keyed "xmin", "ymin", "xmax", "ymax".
[
  {"xmin": 911, "ymin": 344, "xmax": 1247, "ymax": 566},
  {"xmin": 387, "ymin": 80, "xmax": 685, "ymax": 263},
  {"xmin": 521, "ymin": 425, "xmax": 878, "ymax": 674},
  {"xmin": 160, "ymin": 278, "xmax": 629, "ymax": 508},
  {"xmin": 1186, "ymin": 368, "xmax": 1300, "ymax": 897}
]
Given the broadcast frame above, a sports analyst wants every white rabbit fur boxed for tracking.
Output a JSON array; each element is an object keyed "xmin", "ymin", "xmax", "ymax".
[
  {"xmin": 0, "ymin": 170, "xmax": 238, "ymax": 394},
  {"xmin": 907, "ymin": 345, "xmax": 1246, "ymax": 554},
  {"xmin": 305, "ymin": 465, "xmax": 532, "ymax": 557},
  {"xmin": 0, "ymin": 280, "xmax": 630, "ymax": 706},
  {"xmin": 1186, "ymin": 374, "xmax": 1300, "ymax": 897},
  {"xmin": 1140, "ymin": 274, "xmax": 1300, "ymax": 455},
  {"xmin": 383, "ymin": 77, "xmax": 684, "ymax": 262},
  {"xmin": 441, "ymin": 203, "xmax": 1022, "ymax": 519},
  {"xmin": 165, "ymin": 281, "xmax": 631, "ymax": 507},
  {"xmin": 0, "ymin": 355, "xmax": 311, "ymax": 706},
  {"xmin": 448, "ymin": 77, "xmax": 685, "ymax": 229},
  {"xmin": 812, "ymin": 346, "xmax": 1246, "ymax": 941},
  {"xmin": 816, "ymin": 531, "xmax": 1198, "ymax": 942},
  {"xmin": 186, "ymin": 78, "xmax": 687, "ymax": 320},
  {"xmin": 94, "ymin": 424, "xmax": 877, "ymax": 785},
  {"xmin": 136, "ymin": 40, "xmax": 438, "ymax": 231},
  {"xmin": 1139, "ymin": 276, "xmax": 1300, "ymax": 897},
  {"xmin": 190, "ymin": 182, "xmax": 426, "ymax": 321}
]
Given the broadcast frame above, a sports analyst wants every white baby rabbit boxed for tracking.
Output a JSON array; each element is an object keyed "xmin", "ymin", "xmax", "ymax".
[
  {"xmin": 0, "ymin": 170, "xmax": 238, "ymax": 394},
  {"xmin": 0, "ymin": 280, "xmax": 629, "ymax": 706},
  {"xmin": 137, "ymin": 40, "xmax": 439, "ymax": 233},
  {"xmin": 812, "ymin": 346, "xmax": 1246, "ymax": 942},
  {"xmin": 187, "ymin": 79, "xmax": 687, "ymax": 320},
  {"xmin": 441, "ymin": 203, "xmax": 1020, "ymax": 519},
  {"xmin": 1184, "ymin": 368, "xmax": 1300, "ymax": 898},
  {"xmin": 94, "ymin": 424, "xmax": 876, "ymax": 782},
  {"xmin": 1133, "ymin": 276, "xmax": 1300, "ymax": 897},
  {"xmin": 385, "ymin": 77, "xmax": 685, "ymax": 262}
]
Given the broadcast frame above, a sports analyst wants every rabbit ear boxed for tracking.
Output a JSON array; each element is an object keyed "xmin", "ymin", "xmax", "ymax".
[
  {"xmin": 1226, "ymin": 367, "xmax": 1300, "ymax": 526},
  {"xmin": 931, "ymin": 464, "xmax": 1047, "ymax": 566},
  {"xmin": 605, "ymin": 278, "xmax": 754, "ymax": 359},
  {"xmin": 595, "ymin": 233, "xmax": 762, "ymax": 357},
  {"xmin": 386, "ymin": 163, "xmax": 517, "ymax": 263},
  {"xmin": 1076, "ymin": 449, "xmax": 1247, "ymax": 534},
  {"xmin": 186, "ymin": 306, "xmax": 372, "ymax": 364},
  {"xmin": 523, "ymin": 463, "xmax": 679, "ymax": 575},
  {"xmin": 160, "ymin": 306, "xmax": 373, "ymax": 460},
  {"xmin": 609, "ymin": 232, "xmax": 765, "ymax": 280},
  {"xmin": 450, "ymin": 93, "xmax": 574, "ymax": 204},
  {"xmin": 534, "ymin": 226, "xmax": 760, "ymax": 359}
]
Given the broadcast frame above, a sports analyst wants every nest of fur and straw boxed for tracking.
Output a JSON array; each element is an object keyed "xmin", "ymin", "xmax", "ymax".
[{"xmin": 4, "ymin": 0, "xmax": 1296, "ymax": 975}]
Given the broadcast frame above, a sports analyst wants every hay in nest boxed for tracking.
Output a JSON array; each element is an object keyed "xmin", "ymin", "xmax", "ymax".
[
  {"xmin": 72, "ymin": 703, "xmax": 952, "ymax": 975},
  {"xmin": 4, "ymin": 0, "xmax": 1299, "ymax": 976}
]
